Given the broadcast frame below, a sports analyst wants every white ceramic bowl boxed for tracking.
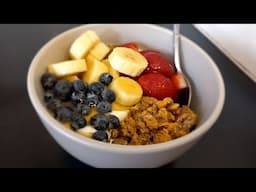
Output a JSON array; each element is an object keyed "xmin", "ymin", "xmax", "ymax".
[{"xmin": 27, "ymin": 24, "xmax": 225, "ymax": 168}]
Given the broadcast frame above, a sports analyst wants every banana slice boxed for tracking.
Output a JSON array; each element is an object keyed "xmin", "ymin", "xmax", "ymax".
[
  {"xmin": 48, "ymin": 59, "xmax": 87, "ymax": 77},
  {"xmin": 77, "ymin": 125, "xmax": 97, "ymax": 138},
  {"xmin": 108, "ymin": 47, "xmax": 148, "ymax": 77},
  {"xmin": 87, "ymin": 42, "xmax": 110, "ymax": 61},
  {"xmin": 109, "ymin": 77, "xmax": 143, "ymax": 106},
  {"xmin": 112, "ymin": 102, "xmax": 130, "ymax": 110},
  {"xmin": 70, "ymin": 30, "xmax": 100, "ymax": 59},
  {"xmin": 102, "ymin": 59, "xmax": 120, "ymax": 79},
  {"xmin": 109, "ymin": 110, "xmax": 129, "ymax": 122},
  {"xmin": 82, "ymin": 59, "xmax": 109, "ymax": 83}
]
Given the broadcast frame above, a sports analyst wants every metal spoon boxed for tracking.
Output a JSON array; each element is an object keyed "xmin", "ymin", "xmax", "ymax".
[{"xmin": 173, "ymin": 24, "xmax": 192, "ymax": 106}]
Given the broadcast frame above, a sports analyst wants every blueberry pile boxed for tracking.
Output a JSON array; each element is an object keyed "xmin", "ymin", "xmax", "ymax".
[{"xmin": 40, "ymin": 72, "xmax": 120, "ymax": 142}]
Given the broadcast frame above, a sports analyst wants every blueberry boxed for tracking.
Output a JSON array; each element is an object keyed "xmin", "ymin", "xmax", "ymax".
[
  {"xmin": 71, "ymin": 91, "xmax": 86, "ymax": 103},
  {"xmin": 90, "ymin": 114, "xmax": 109, "ymax": 130},
  {"xmin": 62, "ymin": 101, "xmax": 76, "ymax": 111},
  {"xmin": 96, "ymin": 101, "xmax": 112, "ymax": 113},
  {"xmin": 76, "ymin": 103, "xmax": 91, "ymax": 115},
  {"xmin": 54, "ymin": 80, "xmax": 72, "ymax": 101},
  {"xmin": 86, "ymin": 92, "xmax": 99, "ymax": 106},
  {"xmin": 108, "ymin": 115, "xmax": 120, "ymax": 129},
  {"xmin": 101, "ymin": 89, "xmax": 116, "ymax": 103},
  {"xmin": 99, "ymin": 73, "xmax": 113, "ymax": 86},
  {"xmin": 46, "ymin": 98, "xmax": 62, "ymax": 112},
  {"xmin": 41, "ymin": 73, "xmax": 57, "ymax": 90},
  {"xmin": 44, "ymin": 90, "xmax": 55, "ymax": 102},
  {"xmin": 73, "ymin": 80, "xmax": 88, "ymax": 93},
  {"xmin": 71, "ymin": 113, "xmax": 87, "ymax": 131},
  {"xmin": 89, "ymin": 82, "xmax": 104, "ymax": 95},
  {"xmin": 55, "ymin": 107, "xmax": 73, "ymax": 122},
  {"xmin": 92, "ymin": 130, "xmax": 108, "ymax": 142}
]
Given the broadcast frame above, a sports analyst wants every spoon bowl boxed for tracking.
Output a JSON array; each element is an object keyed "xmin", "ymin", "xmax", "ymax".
[{"xmin": 173, "ymin": 24, "xmax": 192, "ymax": 106}]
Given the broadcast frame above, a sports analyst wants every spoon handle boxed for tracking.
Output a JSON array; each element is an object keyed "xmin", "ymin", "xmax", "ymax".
[{"xmin": 173, "ymin": 24, "xmax": 182, "ymax": 72}]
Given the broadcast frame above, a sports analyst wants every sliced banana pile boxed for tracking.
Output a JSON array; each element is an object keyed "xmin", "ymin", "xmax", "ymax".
[{"xmin": 46, "ymin": 30, "xmax": 149, "ymax": 135}]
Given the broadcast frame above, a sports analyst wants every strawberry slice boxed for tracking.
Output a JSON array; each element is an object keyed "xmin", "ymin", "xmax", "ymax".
[
  {"xmin": 138, "ymin": 72, "xmax": 178, "ymax": 100},
  {"xmin": 171, "ymin": 73, "xmax": 187, "ymax": 90},
  {"xmin": 120, "ymin": 42, "xmax": 139, "ymax": 51},
  {"xmin": 140, "ymin": 50, "xmax": 175, "ymax": 77}
]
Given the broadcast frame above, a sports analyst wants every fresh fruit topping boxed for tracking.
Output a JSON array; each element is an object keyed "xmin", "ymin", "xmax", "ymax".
[
  {"xmin": 44, "ymin": 90, "xmax": 55, "ymax": 102},
  {"xmin": 120, "ymin": 42, "xmax": 139, "ymax": 50},
  {"xmin": 55, "ymin": 107, "xmax": 73, "ymax": 122},
  {"xmin": 102, "ymin": 60, "xmax": 120, "ymax": 79},
  {"xmin": 77, "ymin": 125, "xmax": 97, "ymax": 137},
  {"xmin": 90, "ymin": 114, "xmax": 109, "ymax": 130},
  {"xmin": 86, "ymin": 92, "xmax": 99, "ymax": 106},
  {"xmin": 171, "ymin": 72, "xmax": 187, "ymax": 90},
  {"xmin": 96, "ymin": 101, "xmax": 112, "ymax": 113},
  {"xmin": 108, "ymin": 115, "xmax": 120, "ymax": 129},
  {"xmin": 109, "ymin": 110, "xmax": 129, "ymax": 121},
  {"xmin": 82, "ymin": 59, "xmax": 109, "ymax": 83},
  {"xmin": 101, "ymin": 89, "xmax": 116, "ymax": 103},
  {"xmin": 54, "ymin": 80, "xmax": 72, "ymax": 101},
  {"xmin": 138, "ymin": 72, "xmax": 178, "ymax": 100},
  {"xmin": 111, "ymin": 102, "xmax": 130, "ymax": 111},
  {"xmin": 71, "ymin": 91, "xmax": 86, "ymax": 103},
  {"xmin": 70, "ymin": 30, "xmax": 100, "ymax": 59},
  {"xmin": 46, "ymin": 98, "xmax": 62, "ymax": 112},
  {"xmin": 71, "ymin": 113, "xmax": 87, "ymax": 130},
  {"xmin": 76, "ymin": 103, "xmax": 91, "ymax": 116},
  {"xmin": 140, "ymin": 50, "xmax": 175, "ymax": 77},
  {"xmin": 109, "ymin": 77, "xmax": 143, "ymax": 106},
  {"xmin": 87, "ymin": 42, "xmax": 110, "ymax": 61},
  {"xmin": 89, "ymin": 82, "xmax": 104, "ymax": 95},
  {"xmin": 99, "ymin": 73, "xmax": 113, "ymax": 86},
  {"xmin": 108, "ymin": 47, "xmax": 148, "ymax": 77},
  {"xmin": 92, "ymin": 130, "xmax": 108, "ymax": 142},
  {"xmin": 41, "ymin": 73, "xmax": 57, "ymax": 90},
  {"xmin": 72, "ymin": 80, "xmax": 88, "ymax": 93},
  {"xmin": 48, "ymin": 59, "xmax": 87, "ymax": 77},
  {"xmin": 61, "ymin": 75, "xmax": 79, "ymax": 82}
]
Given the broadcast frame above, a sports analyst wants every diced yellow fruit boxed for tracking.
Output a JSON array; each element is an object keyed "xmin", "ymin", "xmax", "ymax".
[
  {"xmin": 108, "ymin": 47, "xmax": 148, "ymax": 77},
  {"xmin": 109, "ymin": 110, "xmax": 129, "ymax": 121},
  {"xmin": 109, "ymin": 77, "xmax": 143, "ymax": 106},
  {"xmin": 88, "ymin": 42, "xmax": 110, "ymax": 61},
  {"xmin": 102, "ymin": 59, "xmax": 120, "ymax": 79},
  {"xmin": 77, "ymin": 125, "xmax": 97, "ymax": 138},
  {"xmin": 84, "ymin": 107, "xmax": 97, "ymax": 123},
  {"xmin": 61, "ymin": 75, "xmax": 79, "ymax": 82},
  {"xmin": 48, "ymin": 59, "xmax": 87, "ymax": 77},
  {"xmin": 82, "ymin": 59, "xmax": 109, "ymax": 83},
  {"xmin": 70, "ymin": 30, "xmax": 100, "ymax": 59},
  {"xmin": 86, "ymin": 54, "xmax": 97, "ymax": 63},
  {"xmin": 112, "ymin": 102, "xmax": 130, "ymax": 110}
]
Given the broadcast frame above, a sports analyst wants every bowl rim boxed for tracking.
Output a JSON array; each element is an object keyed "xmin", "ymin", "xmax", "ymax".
[{"xmin": 27, "ymin": 24, "xmax": 225, "ymax": 154}]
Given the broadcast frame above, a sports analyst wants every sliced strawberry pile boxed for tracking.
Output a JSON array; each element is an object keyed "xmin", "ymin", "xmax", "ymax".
[
  {"xmin": 140, "ymin": 50, "xmax": 175, "ymax": 77},
  {"xmin": 138, "ymin": 72, "xmax": 178, "ymax": 100}
]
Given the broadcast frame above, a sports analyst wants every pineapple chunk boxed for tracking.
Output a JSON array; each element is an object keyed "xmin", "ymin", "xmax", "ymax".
[
  {"xmin": 87, "ymin": 42, "xmax": 110, "ymax": 61},
  {"xmin": 70, "ymin": 30, "xmax": 100, "ymax": 59},
  {"xmin": 61, "ymin": 75, "xmax": 79, "ymax": 82},
  {"xmin": 82, "ymin": 59, "xmax": 109, "ymax": 83},
  {"xmin": 48, "ymin": 59, "xmax": 87, "ymax": 77}
]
